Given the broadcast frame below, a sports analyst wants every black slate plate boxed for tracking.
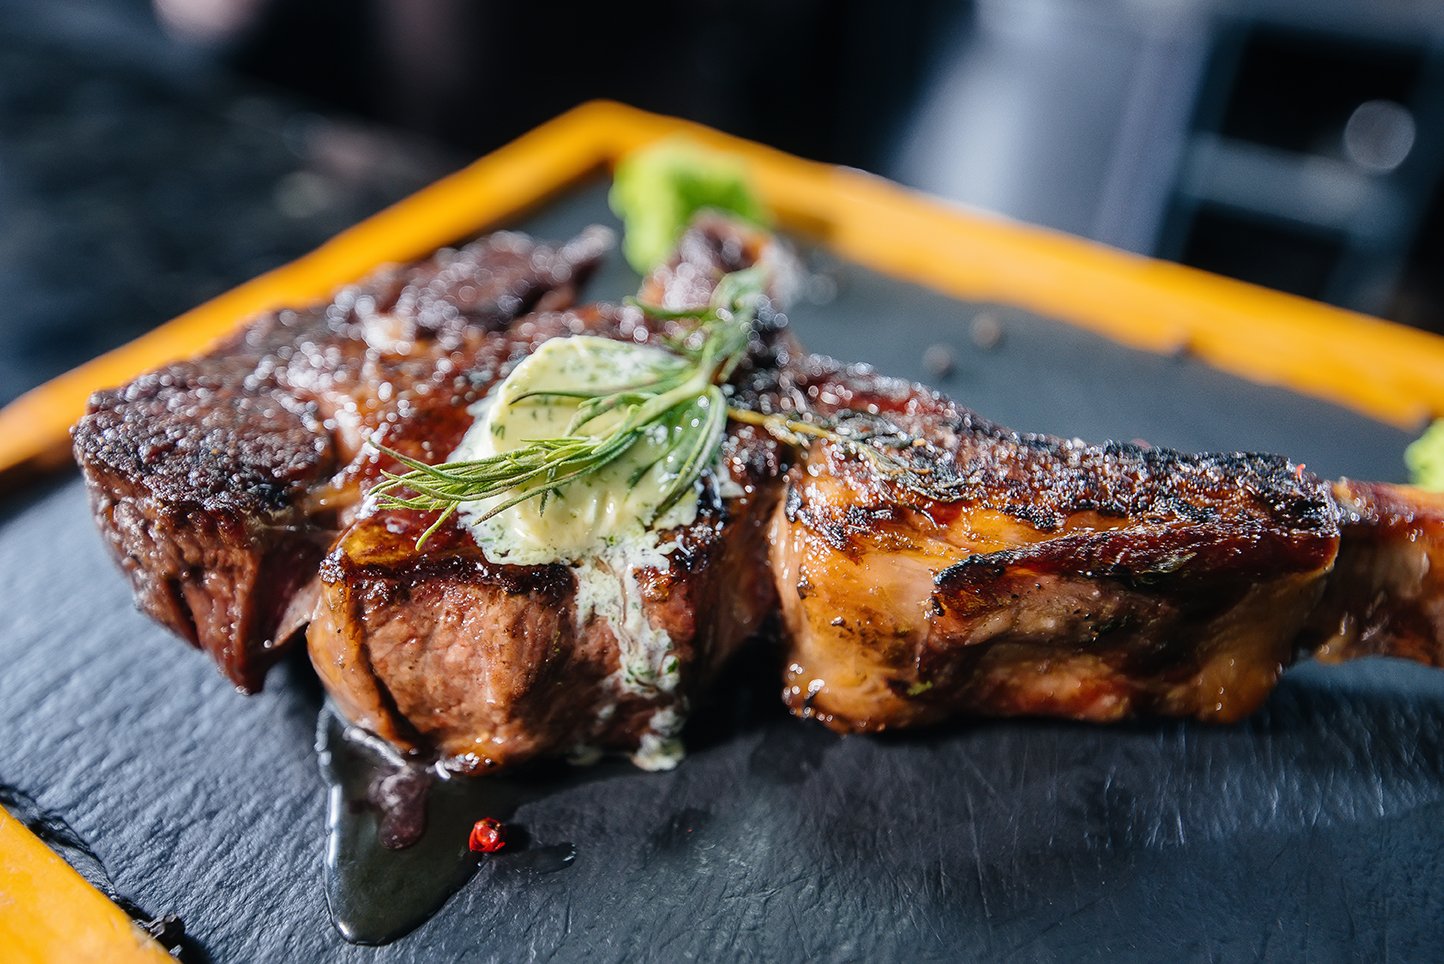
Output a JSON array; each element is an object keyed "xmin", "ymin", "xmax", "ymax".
[{"xmin": 3, "ymin": 182, "xmax": 1442, "ymax": 962}]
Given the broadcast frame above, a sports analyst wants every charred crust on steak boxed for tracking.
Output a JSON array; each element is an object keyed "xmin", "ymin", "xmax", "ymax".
[
  {"xmin": 934, "ymin": 519, "xmax": 1338, "ymax": 591},
  {"xmin": 765, "ymin": 353, "xmax": 1337, "ymax": 551},
  {"xmin": 74, "ymin": 228, "xmax": 612, "ymax": 691}
]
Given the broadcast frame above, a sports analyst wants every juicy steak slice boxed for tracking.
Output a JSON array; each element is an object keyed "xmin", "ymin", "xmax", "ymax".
[
  {"xmin": 309, "ymin": 387, "xmax": 784, "ymax": 770},
  {"xmin": 309, "ymin": 219, "xmax": 795, "ymax": 771},
  {"xmin": 313, "ymin": 479, "xmax": 780, "ymax": 770},
  {"xmin": 764, "ymin": 355, "xmax": 1346, "ymax": 731},
  {"xmin": 74, "ymin": 229, "xmax": 611, "ymax": 691}
]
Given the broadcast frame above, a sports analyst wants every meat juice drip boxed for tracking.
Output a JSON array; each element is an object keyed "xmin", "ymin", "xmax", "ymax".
[{"xmin": 316, "ymin": 707, "xmax": 582, "ymax": 945}]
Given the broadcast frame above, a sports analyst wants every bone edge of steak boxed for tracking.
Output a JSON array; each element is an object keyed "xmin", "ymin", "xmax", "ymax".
[
  {"xmin": 762, "ymin": 353, "xmax": 1444, "ymax": 732},
  {"xmin": 1302, "ymin": 479, "xmax": 1444, "ymax": 669}
]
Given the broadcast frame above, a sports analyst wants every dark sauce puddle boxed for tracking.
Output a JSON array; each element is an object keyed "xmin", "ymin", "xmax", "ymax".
[
  {"xmin": 315, "ymin": 648, "xmax": 790, "ymax": 944},
  {"xmin": 316, "ymin": 707, "xmax": 603, "ymax": 945}
]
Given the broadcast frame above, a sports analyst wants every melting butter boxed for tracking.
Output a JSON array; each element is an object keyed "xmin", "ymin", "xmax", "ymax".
[
  {"xmin": 451, "ymin": 336, "xmax": 703, "ymax": 564},
  {"xmin": 447, "ymin": 336, "xmax": 720, "ymax": 771}
]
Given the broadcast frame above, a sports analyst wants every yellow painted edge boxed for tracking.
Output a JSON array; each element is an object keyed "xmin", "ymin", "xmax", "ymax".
[
  {"xmin": 4, "ymin": 98, "xmax": 1444, "ymax": 490},
  {"xmin": 0, "ymin": 805, "xmax": 173, "ymax": 963}
]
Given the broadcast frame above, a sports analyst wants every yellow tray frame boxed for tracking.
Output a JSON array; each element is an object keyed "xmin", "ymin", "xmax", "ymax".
[
  {"xmin": 0, "ymin": 806, "xmax": 172, "ymax": 962},
  {"xmin": 3, "ymin": 100, "xmax": 1444, "ymax": 490}
]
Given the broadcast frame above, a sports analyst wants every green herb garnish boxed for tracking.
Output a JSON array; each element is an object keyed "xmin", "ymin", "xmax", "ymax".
[
  {"xmin": 609, "ymin": 138, "xmax": 770, "ymax": 273},
  {"xmin": 375, "ymin": 144, "xmax": 950, "ymax": 548},
  {"xmin": 1406, "ymin": 419, "xmax": 1444, "ymax": 492}
]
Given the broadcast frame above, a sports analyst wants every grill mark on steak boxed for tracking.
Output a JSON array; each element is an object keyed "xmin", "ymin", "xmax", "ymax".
[{"xmin": 74, "ymin": 228, "xmax": 612, "ymax": 692}]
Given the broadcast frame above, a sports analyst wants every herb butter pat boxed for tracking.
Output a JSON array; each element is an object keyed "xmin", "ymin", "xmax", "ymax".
[{"xmin": 450, "ymin": 336, "xmax": 709, "ymax": 565}]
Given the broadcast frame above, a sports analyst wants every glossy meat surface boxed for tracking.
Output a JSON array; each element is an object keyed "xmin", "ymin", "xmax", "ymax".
[
  {"xmin": 764, "ymin": 356, "xmax": 1349, "ymax": 731},
  {"xmin": 1304, "ymin": 479, "xmax": 1444, "ymax": 669},
  {"xmin": 309, "ymin": 413, "xmax": 782, "ymax": 770},
  {"xmin": 76, "ymin": 213, "xmax": 1444, "ymax": 768},
  {"xmin": 73, "ymin": 229, "xmax": 610, "ymax": 690}
]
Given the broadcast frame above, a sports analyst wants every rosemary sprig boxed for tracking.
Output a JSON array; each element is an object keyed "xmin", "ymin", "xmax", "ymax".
[
  {"xmin": 372, "ymin": 265, "xmax": 951, "ymax": 548},
  {"xmin": 371, "ymin": 270, "xmax": 763, "ymax": 546}
]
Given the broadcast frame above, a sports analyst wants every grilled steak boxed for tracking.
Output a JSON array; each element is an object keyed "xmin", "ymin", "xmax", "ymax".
[
  {"xmin": 309, "ymin": 219, "xmax": 795, "ymax": 770},
  {"xmin": 763, "ymin": 360, "xmax": 1444, "ymax": 732},
  {"xmin": 73, "ymin": 228, "xmax": 611, "ymax": 692},
  {"xmin": 77, "ymin": 210, "xmax": 1444, "ymax": 771},
  {"xmin": 763, "ymin": 359, "xmax": 1334, "ymax": 730}
]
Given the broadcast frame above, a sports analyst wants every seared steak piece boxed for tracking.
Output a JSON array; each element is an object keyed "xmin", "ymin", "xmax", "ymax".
[
  {"xmin": 74, "ymin": 228, "xmax": 611, "ymax": 692},
  {"xmin": 764, "ymin": 356, "xmax": 1444, "ymax": 732},
  {"xmin": 309, "ymin": 220, "xmax": 795, "ymax": 770},
  {"xmin": 309, "ymin": 389, "xmax": 784, "ymax": 770}
]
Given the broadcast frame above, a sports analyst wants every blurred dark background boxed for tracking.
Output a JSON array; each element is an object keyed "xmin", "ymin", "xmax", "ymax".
[{"xmin": 3, "ymin": 0, "xmax": 1443, "ymax": 406}]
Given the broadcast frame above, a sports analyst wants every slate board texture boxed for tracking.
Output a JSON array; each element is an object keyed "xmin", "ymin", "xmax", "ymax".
[{"xmin": 2, "ymin": 183, "xmax": 1442, "ymax": 962}]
